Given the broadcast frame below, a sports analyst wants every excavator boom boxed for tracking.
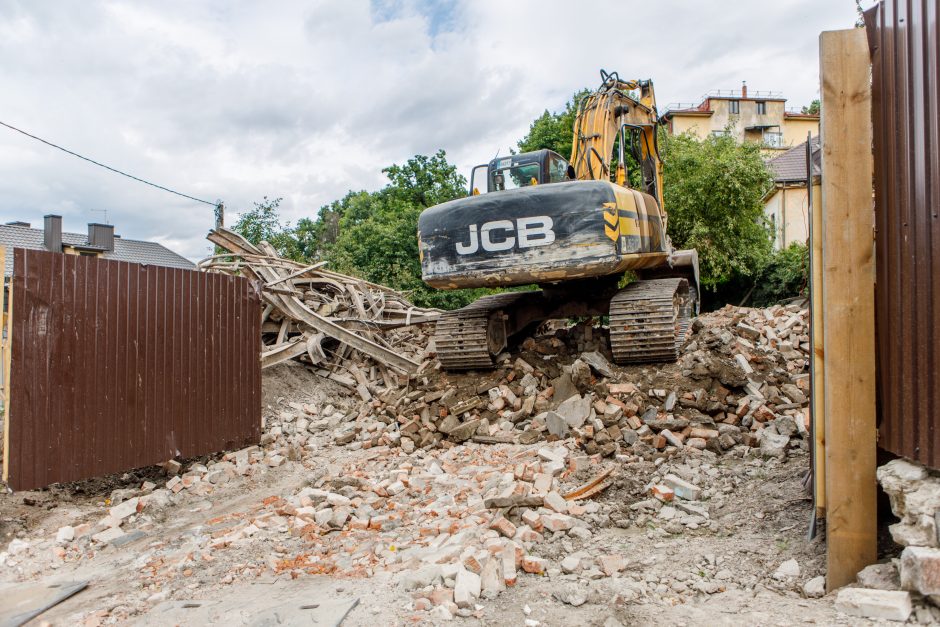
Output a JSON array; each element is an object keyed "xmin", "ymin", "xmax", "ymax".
[{"xmin": 570, "ymin": 71, "xmax": 665, "ymax": 226}]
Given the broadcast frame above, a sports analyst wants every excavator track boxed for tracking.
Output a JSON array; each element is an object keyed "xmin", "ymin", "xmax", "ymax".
[
  {"xmin": 432, "ymin": 292, "xmax": 532, "ymax": 370},
  {"xmin": 609, "ymin": 278, "xmax": 691, "ymax": 364}
]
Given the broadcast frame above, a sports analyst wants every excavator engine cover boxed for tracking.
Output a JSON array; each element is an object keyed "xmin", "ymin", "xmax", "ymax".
[{"xmin": 419, "ymin": 180, "xmax": 669, "ymax": 289}]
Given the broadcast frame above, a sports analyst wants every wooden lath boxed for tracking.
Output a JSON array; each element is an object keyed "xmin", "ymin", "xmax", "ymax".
[{"xmin": 202, "ymin": 228, "xmax": 440, "ymax": 377}]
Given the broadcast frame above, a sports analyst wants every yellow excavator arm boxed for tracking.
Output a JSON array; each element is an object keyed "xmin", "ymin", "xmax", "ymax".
[{"xmin": 570, "ymin": 71, "xmax": 665, "ymax": 228}]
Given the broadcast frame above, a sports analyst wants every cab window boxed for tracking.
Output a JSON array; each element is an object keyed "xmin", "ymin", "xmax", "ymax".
[
  {"xmin": 470, "ymin": 164, "xmax": 488, "ymax": 195},
  {"xmin": 492, "ymin": 163, "xmax": 541, "ymax": 191},
  {"xmin": 548, "ymin": 154, "xmax": 570, "ymax": 183}
]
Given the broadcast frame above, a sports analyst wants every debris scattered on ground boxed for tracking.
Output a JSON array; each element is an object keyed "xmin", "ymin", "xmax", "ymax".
[{"xmin": 8, "ymin": 300, "xmax": 926, "ymax": 625}]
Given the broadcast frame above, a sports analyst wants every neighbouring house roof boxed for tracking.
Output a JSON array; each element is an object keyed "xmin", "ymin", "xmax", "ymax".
[
  {"xmin": 768, "ymin": 136, "xmax": 821, "ymax": 183},
  {"xmin": 0, "ymin": 223, "xmax": 194, "ymax": 277}
]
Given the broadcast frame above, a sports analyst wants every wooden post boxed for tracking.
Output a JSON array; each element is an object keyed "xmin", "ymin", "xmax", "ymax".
[
  {"xmin": 819, "ymin": 27, "xmax": 877, "ymax": 591},
  {"xmin": 1, "ymin": 246, "xmax": 12, "ymax": 483},
  {"xmin": 811, "ymin": 136, "xmax": 826, "ymax": 521}
]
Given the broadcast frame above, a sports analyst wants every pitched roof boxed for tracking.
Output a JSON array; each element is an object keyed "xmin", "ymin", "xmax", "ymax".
[
  {"xmin": 0, "ymin": 224, "xmax": 195, "ymax": 277},
  {"xmin": 768, "ymin": 136, "xmax": 821, "ymax": 183}
]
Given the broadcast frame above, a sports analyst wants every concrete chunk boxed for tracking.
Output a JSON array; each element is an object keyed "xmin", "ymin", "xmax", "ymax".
[
  {"xmin": 56, "ymin": 526, "xmax": 74, "ymax": 544},
  {"xmin": 580, "ymin": 351, "xmax": 614, "ymax": 378},
  {"xmin": 760, "ymin": 432, "xmax": 789, "ymax": 458},
  {"xmin": 834, "ymin": 588, "xmax": 911, "ymax": 622},
  {"xmin": 541, "ymin": 411, "xmax": 569, "ymax": 438},
  {"xmin": 543, "ymin": 491, "xmax": 568, "ymax": 514},
  {"xmin": 92, "ymin": 527, "xmax": 126, "ymax": 544},
  {"xmin": 900, "ymin": 546, "xmax": 940, "ymax": 595},
  {"xmin": 480, "ymin": 558, "xmax": 504, "ymax": 599},
  {"xmin": 663, "ymin": 474, "xmax": 701, "ymax": 501},
  {"xmin": 858, "ymin": 562, "xmax": 901, "ymax": 590},
  {"xmin": 109, "ymin": 496, "xmax": 140, "ymax": 521},
  {"xmin": 454, "ymin": 568, "xmax": 481, "ymax": 608},
  {"xmin": 556, "ymin": 395, "xmax": 591, "ymax": 429}
]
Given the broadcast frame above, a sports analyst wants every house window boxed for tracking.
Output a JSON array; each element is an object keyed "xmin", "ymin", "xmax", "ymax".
[
  {"xmin": 729, "ymin": 100, "xmax": 740, "ymax": 115},
  {"xmin": 757, "ymin": 101, "xmax": 767, "ymax": 115},
  {"xmin": 711, "ymin": 130, "xmax": 731, "ymax": 138},
  {"xmin": 763, "ymin": 131, "xmax": 784, "ymax": 148}
]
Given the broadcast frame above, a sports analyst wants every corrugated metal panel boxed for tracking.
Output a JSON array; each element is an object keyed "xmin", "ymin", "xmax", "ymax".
[
  {"xmin": 5, "ymin": 249, "xmax": 261, "ymax": 490},
  {"xmin": 867, "ymin": 0, "xmax": 940, "ymax": 467}
]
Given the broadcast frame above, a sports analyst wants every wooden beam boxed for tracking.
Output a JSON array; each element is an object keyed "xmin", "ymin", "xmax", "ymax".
[
  {"xmin": 819, "ymin": 27, "xmax": 877, "ymax": 591},
  {"xmin": 262, "ymin": 261, "xmax": 328, "ymax": 288},
  {"xmin": 812, "ymin": 173, "xmax": 826, "ymax": 518},
  {"xmin": 1, "ymin": 247, "xmax": 12, "ymax": 483},
  {"xmin": 261, "ymin": 338, "xmax": 308, "ymax": 369}
]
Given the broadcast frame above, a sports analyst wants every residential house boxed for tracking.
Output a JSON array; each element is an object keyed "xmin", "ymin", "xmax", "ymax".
[
  {"xmin": 0, "ymin": 215, "xmax": 194, "ymax": 277},
  {"xmin": 764, "ymin": 137, "xmax": 821, "ymax": 250},
  {"xmin": 661, "ymin": 83, "xmax": 819, "ymax": 152}
]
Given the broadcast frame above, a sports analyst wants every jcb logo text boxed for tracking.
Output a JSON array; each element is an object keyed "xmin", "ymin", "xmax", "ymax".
[{"xmin": 456, "ymin": 216, "xmax": 555, "ymax": 255}]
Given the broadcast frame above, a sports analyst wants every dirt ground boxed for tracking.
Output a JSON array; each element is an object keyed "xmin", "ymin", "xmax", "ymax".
[{"xmin": 0, "ymin": 311, "xmax": 930, "ymax": 626}]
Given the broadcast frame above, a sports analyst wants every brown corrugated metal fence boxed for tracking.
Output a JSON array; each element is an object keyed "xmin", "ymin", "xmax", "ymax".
[
  {"xmin": 4, "ymin": 249, "xmax": 261, "ymax": 490},
  {"xmin": 866, "ymin": 1, "xmax": 940, "ymax": 467}
]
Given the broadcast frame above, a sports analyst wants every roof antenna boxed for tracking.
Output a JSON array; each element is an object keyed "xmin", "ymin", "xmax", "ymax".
[{"xmin": 89, "ymin": 208, "xmax": 110, "ymax": 224}]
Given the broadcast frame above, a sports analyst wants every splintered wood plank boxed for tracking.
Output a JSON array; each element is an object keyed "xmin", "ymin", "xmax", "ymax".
[{"xmin": 819, "ymin": 27, "xmax": 877, "ymax": 592}]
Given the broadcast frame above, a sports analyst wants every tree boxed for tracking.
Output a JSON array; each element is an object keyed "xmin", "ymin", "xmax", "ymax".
[
  {"xmin": 750, "ymin": 243, "xmax": 808, "ymax": 306},
  {"xmin": 232, "ymin": 196, "xmax": 301, "ymax": 259},
  {"xmin": 661, "ymin": 132, "xmax": 774, "ymax": 290},
  {"xmin": 382, "ymin": 150, "xmax": 468, "ymax": 207},
  {"xmin": 323, "ymin": 151, "xmax": 488, "ymax": 309},
  {"xmin": 802, "ymin": 99, "xmax": 821, "ymax": 115},
  {"xmin": 517, "ymin": 89, "xmax": 590, "ymax": 159}
]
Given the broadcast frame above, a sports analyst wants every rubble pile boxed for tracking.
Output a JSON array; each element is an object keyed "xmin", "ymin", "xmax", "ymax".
[{"xmin": 331, "ymin": 302, "xmax": 812, "ymax": 463}]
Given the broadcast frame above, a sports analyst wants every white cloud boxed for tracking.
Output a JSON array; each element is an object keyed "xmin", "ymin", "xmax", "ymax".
[{"xmin": 0, "ymin": 0, "xmax": 859, "ymax": 260}]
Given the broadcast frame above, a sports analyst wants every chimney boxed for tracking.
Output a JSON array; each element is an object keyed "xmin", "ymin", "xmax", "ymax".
[
  {"xmin": 88, "ymin": 222, "xmax": 114, "ymax": 252},
  {"xmin": 44, "ymin": 215, "xmax": 62, "ymax": 252},
  {"xmin": 742, "ymin": 80, "xmax": 748, "ymax": 99}
]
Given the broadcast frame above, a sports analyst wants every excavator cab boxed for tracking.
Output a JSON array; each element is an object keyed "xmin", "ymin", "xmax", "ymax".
[{"xmin": 469, "ymin": 149, "xmax": 575, "ymax": 195}]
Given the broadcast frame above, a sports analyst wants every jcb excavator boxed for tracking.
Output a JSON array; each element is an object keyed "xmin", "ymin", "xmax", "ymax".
[{"xmin": 417, "ymin": 70, "xmax": 700, "ymax": 370}]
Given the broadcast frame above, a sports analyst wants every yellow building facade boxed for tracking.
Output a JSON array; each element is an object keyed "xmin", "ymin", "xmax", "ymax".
[
  {"xmin": 763, "ymin": 137, "xmax": 821, "ymax": 250},
  {"xmin": 662, "ymin": 87, "xmax": 819, "ymax": 153}
]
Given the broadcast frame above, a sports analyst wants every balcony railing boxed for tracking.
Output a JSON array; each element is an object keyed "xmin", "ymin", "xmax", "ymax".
[
  {"xmin": 705, "ymin": 89, "xmax": 784, "ymax": 99},
  {"xmin": 663, "ymin": 102, "xmax": 704, "ymax": 113}
]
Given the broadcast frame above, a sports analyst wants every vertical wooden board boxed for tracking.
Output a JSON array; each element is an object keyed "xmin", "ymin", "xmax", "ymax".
[
  {"xmin": 812, "ymin": 154, "xmax": 826, "ymax": 517},
  {"xmin": 1, "ymin": 246, "xmax": 10, "ymax": 483},
  {"xmin": 820, "ymin": 27, "xmax": 877, "ymax": 591}
]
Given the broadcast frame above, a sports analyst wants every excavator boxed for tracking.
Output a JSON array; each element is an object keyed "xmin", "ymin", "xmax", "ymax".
[{"xmin": 417, "ymin": 70, "xmax": 700, "ymax": 370}]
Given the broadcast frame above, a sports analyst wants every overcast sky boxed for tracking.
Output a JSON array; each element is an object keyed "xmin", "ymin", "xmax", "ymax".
[{"xmin": 0, "ymin": 0, "xmax": 862, "ymax": 260}]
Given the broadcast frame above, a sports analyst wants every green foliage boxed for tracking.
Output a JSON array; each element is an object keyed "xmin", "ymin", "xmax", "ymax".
[
  {"xmin": 802, "ymin": 99, "xmax": 820, "ymax": 115},
  {"xmin": 750, "ymin": 243, "xmax": 809, "ymax": 307},
  {"xmin": 232, "ymin": 196, "xmax": 302, "ymax": 260},
  {"xmin": 382, "ymin": 150, "xmax": 468, "ymax": 207},
  {"xmin": 517, "ymin": 89, "xmax": 589, "ymax": 160},
  {"xmin": 661, "ymin": 131, "xmax": 774, "ymax": 289}
]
